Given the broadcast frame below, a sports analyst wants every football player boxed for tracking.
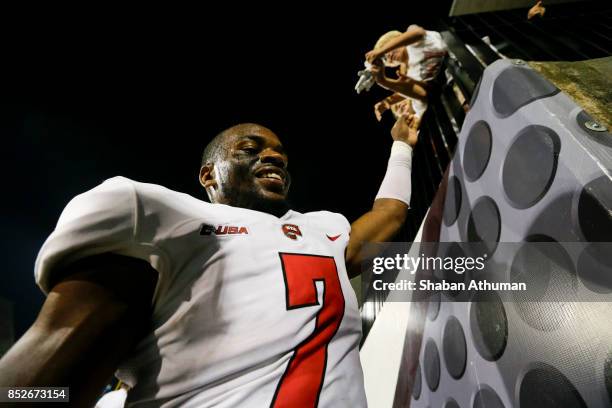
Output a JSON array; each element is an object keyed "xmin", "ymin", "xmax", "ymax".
[{"xmin": 0, "ymin": 114, "xmax": 419, "ymax": 407}]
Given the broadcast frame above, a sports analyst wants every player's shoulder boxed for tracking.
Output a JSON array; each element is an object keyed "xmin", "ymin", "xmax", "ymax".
[
  {"xmin": 112, "ymin": 176, "xmax": 186, "ymax": 200},
  {"xmin": 100, "ymin": 176, "xmax": 208, "ymax": 208},
  {"xmin": 74, "ymin": 175, "xmax": 134, "ymax": 198},
  {"xmin": 56, "ymin": 176, "xmax": 137, "ymax": 226},
  {"xmin": 299, "ymin": 210, "xmax": 351, "ymax": 232},
  {"xmin": 65, "ymin": 176, "xmax": 212, "ymax": 219}
]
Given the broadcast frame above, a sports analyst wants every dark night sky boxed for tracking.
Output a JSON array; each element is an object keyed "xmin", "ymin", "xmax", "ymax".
[{"xmin": 2, "ymin": 4, "xmax": 451, "ymax": 337}]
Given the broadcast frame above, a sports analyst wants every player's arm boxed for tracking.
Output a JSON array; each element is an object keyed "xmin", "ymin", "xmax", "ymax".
[
  {"xmin": 345, "ymin": 114, "xmax": 418, "ymax": 278},
  {"xmin": 365, "ymin": 25, "xmax": 426, "ymax": 63},
  {"xmin": 0, "ymin": 254, "xmax": 157, "ymax": 408}
]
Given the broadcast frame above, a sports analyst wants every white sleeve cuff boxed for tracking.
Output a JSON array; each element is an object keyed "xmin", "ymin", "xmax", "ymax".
[{"xmin": 375, "ymin": 141, "xmax": 413, "ymax": 205}]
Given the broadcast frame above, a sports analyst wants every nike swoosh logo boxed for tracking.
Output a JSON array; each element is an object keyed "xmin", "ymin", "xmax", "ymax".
[{"xmin": 326, "ymin": 234, "xmax": 342, "ymax": 241}]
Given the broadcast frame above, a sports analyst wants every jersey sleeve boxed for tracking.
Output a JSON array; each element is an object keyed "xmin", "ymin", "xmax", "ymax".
[
  {"xmin": 34, "ymin": 177, "xmax": 167, "ymax": 295},
  {"xmin": 335, "ymin": 212, "xmax": 351, "ymax": 235}
]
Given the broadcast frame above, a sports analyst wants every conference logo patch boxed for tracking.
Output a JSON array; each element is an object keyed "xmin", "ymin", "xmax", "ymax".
[{"xmin": 200, "ymin": 223, "xmax": 249, "ymax": 236}]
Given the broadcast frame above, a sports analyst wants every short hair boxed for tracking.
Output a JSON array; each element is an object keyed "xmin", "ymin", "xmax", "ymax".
[
  {"xmin": 201, "ymin": 131, "xmax": 228, "ymax": 168},
  {"xmin": 201, "ymin": 123, "xmax": 273, "ymax": 168},
  {"xmin": 374, "ymin": 30, "xmax": 403, "ymax": 50}
]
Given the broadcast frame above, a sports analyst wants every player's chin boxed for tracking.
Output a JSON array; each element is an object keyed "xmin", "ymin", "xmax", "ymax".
[
  {"xmin": 255, "ymin": 178, "xmax": 287, "ymax": 198},
  {"xmin": 256, "ymin": 187, "xmax": 288, "ymax": 202},
  {"xmin": 253, "ymin": 185, "xmax": 288, "ymax": 203}
]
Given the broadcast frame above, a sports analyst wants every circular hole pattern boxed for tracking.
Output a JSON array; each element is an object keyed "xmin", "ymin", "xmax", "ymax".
[
  {"xmin": 463, "ymin": 121, "xmax": 492, "ymax": 182},
  {"xmin": 502, "ymin": 125, "xmax": 560, "ymax": 209},
  {"xmin": 424, "ymin": 339, "xmax": 441, "ymax": 391},
  {"xmin": 467, "ymin": 197, "xmax": 501, "ymax": 257},
  {"xmin": 412, "ymin": 363, "xmax": 422, "ymax": 400},
  {"xmin": 470, "ymin": 291, "xmax": 508, "ymax": 361},
  {"xmin": 443, "ymin": 316, "xmax": 467, "ymax": 379},
  {"xmin": 519, "ymin": 363, "xmax": 586, "ymax": 408},
  {"xmin": 444, "ymin": 175, "xmax": 463, "ymax": 226},
  {"xmin": 473, "ymin": 387, "xmax": 505, "ymax": 408},
  {"xmin": 511, "ymin": 236, "xmax": 577, "ymax": 331},
  {"xmin": 435, "ymin": 243, "xmax": 471, "ymax": 299},
  {"xmin": 427, "ymin": 292, "xmax": 441, "ymax": 321},
  {"xmin": 445, "ymin": 398, "xmax": 460, "ymax": 408},
  {"xmin": 492, "ymin": 65, "xmax": 559, "ymax": 118},
  {"xmin": 578, "ymin": 175, "xmax": 612, "ymax": 242},
  {"xmin": 577, "ymin": 243, "xmax": 612, "ymax": 294}
]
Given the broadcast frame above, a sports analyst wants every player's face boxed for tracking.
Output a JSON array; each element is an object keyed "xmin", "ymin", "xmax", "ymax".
[{"xmin": 215, "ymin": 126, "xmax": 290, "ymax": 211}]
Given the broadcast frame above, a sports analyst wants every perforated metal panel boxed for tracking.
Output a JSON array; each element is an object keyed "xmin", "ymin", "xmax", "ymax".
[{"xmin": 410, "ymin": 59, "xmax": 612, "ymax": 408}]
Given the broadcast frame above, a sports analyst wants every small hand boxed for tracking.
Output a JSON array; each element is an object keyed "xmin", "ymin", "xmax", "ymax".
[
  {"xmin": 391, "ymin": 114, "xmax": 420, "ymax": 147},
  {"xmin": 374, "ymin": 101, "xmax": 390, "ymax": 121}
]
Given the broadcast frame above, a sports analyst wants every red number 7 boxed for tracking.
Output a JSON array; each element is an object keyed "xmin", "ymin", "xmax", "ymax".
[{"xmin": 270, "ymin": 253, "xmax": 346, "ymax": 408}]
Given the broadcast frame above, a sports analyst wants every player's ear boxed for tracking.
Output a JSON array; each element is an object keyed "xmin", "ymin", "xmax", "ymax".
[{"xmin": 199, "ymin": 164, "xmax": 217, "ymax": 189}]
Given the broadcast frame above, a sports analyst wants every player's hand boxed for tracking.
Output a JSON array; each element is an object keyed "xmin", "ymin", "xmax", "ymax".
[
  {"xmin": 391, "ymin": 113, "xmax": 420, "ymax": 147},
  {"xmin": 374, "ymin": 101, "xmax": 390, "ymax": 121},
  {"xmin": 365, "ymin": 49, "xmax": 382, "ymax": 63}
]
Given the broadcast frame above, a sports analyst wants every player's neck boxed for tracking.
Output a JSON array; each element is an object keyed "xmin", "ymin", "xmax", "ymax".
[
  {"xmin": 217, "ymin": 195, "xmax": 291, "ymax": 218},
  {"xmin": 243, "ymin": 199, "xmax": 291, "ymax": 218}
]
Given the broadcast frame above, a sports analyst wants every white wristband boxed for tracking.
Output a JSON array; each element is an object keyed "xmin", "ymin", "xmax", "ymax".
[{"xmin": 375, "ymin": 141, "xmax": 413, "ymax": 205}]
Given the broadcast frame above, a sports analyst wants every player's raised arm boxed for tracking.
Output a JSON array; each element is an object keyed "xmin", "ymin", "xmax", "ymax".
[
  {"xmin": 345, "ymin": 114, "xmax": 418, "ymax": 278},
  {"xmin": 0, "ymin": 254, "xmax": 157, "ymax": 407}
]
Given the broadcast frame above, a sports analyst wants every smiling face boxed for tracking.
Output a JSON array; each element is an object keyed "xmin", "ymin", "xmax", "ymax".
[{"xmin": 200, "ymin": 123, "xmax": 291, "ymax": 216}]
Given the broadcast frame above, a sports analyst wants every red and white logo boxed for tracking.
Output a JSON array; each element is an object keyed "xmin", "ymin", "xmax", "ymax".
[
  {"xmin": 282, "ymin": 224, "xmax": 302, "ymax": 240},
  {"xmin": 326, "ymin": 234, "xmax": 342, "ymax": 241},
  {"xmin": 200, "ymin": 224, "xmax": 249, "ymax": 236}
]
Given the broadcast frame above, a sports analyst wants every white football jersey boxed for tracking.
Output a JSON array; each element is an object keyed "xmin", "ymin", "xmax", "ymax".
[{"xmin": 35, "ymin": 177, "xmax": 367, "ymax": 408}]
